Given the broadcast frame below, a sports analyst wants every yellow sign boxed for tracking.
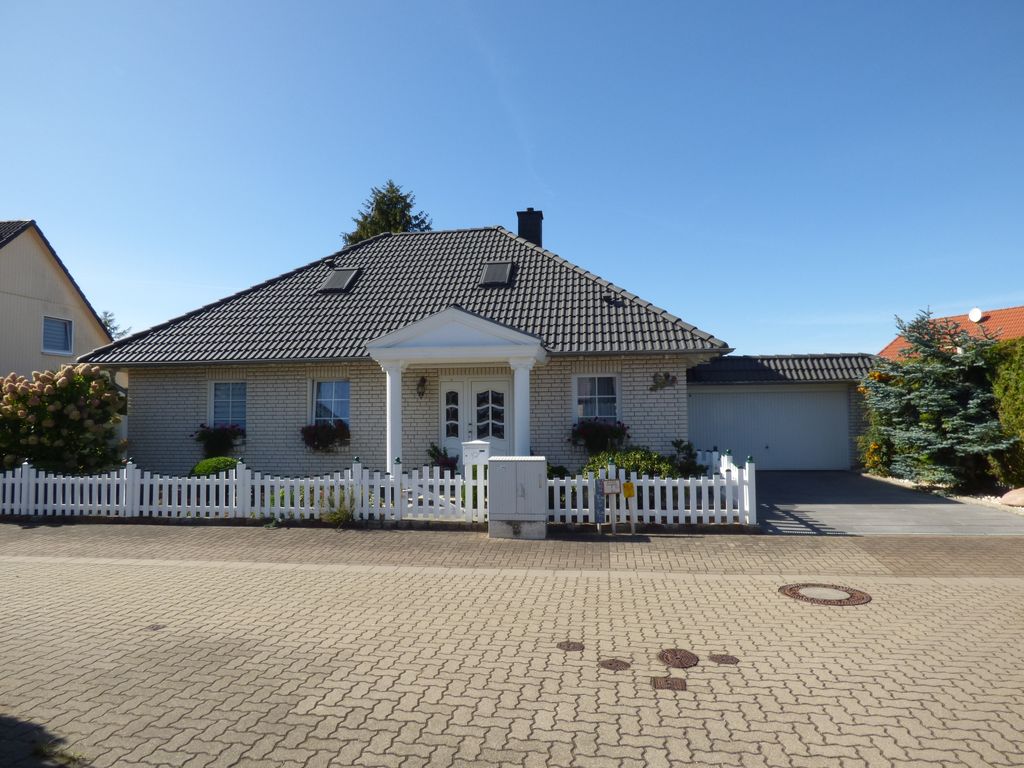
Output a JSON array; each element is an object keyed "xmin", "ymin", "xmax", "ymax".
[{"xmin": 622, "ymin": 481, "xmax": 636, "ymax": 499}]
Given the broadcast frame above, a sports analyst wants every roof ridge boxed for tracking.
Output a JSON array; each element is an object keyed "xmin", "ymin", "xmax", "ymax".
[{"xmin": 492, "ymin": 226, "xmax": 730, "ymax": 350}]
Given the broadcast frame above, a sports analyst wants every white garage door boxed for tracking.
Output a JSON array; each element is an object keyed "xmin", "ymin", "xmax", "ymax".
[{"xmin": 688, "ymin": 384, "xmax": 851, "ymax": 470}]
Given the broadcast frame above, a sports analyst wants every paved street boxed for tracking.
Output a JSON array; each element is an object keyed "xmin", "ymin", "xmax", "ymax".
[
  {"xmin": 2, "ymin": 524, "xmax": 1023, "ymax": 767},
  {"xmin": 759, "ymin": 471, "xmax": 1024, "ymax": 535}
]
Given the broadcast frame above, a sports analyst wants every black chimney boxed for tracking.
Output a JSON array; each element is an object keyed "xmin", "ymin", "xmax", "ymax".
[{"xmin": 517, "ymin": 207, "xmax": 543, "ymax": 247}]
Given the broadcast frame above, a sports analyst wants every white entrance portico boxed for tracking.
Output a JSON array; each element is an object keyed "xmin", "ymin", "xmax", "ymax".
[{"xmin": 366, "ymin": 307, "xmax": 547, "ymax": 470}]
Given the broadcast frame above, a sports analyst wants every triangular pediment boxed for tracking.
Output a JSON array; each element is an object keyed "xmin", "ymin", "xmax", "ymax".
[{"xmin": 366, "ymin": 307, "xmax": 546, "ymax": 365}]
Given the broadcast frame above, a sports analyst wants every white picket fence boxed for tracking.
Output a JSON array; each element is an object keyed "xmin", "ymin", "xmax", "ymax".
[
  {"xmin": 548, "ymin": 452, "xmax": 756, "ymax": 528},
  {"xmin": 0, "ymin": 451, "xmax": 756, "ymax": 527}
]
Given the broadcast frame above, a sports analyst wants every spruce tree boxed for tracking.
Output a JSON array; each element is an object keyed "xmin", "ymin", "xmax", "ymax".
[
  {"xmin": 343, "ymin": 180, "xmax": 432, "ymax": 246},
  {"xmin": 861, "ymin": 310, "xmax": 1015, "ymax": 488}
]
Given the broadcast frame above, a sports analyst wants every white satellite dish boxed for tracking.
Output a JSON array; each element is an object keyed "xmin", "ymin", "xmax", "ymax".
[{"xmin": 968, "ymin": 307, "xmax": 983, "ymax": 323}]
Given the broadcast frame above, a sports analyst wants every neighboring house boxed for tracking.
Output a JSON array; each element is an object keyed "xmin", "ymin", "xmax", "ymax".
[
  {"xmin": 879, "ymin": 304, "xmax": 1024, "ymax": 360},
  {"xmin": 81, "ymin": 209, "xmax": 731, "ymax": 475},
  {"xmin": 0, "ymin": 220, "xmax": 112, "ymax": 378},
  {"xmin": 687, "ymin": 354, "xmax": 875, "ymax": 470}
]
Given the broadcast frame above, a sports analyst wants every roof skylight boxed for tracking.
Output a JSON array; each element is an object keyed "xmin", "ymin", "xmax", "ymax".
[
  {"xmin": 479, "ymin": 261, "xmax": 514, "ymax": 287},
  {"xmin": 320, "ymin": 267, "xmax": 361, "ymax": 293}
]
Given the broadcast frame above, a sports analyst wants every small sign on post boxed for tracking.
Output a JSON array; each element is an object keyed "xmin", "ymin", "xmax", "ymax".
[
  {"xmin": 602, "ymin": 478, "xmax": 621, "ymax": 495},
  {"xmin": 622, "ymin": 481, "xmax": 635, "ymax": 499}
]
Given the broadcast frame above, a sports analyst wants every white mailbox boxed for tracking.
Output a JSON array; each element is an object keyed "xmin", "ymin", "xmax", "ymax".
[{"xmin": 487, "ymin": 456, "xmax": 547, "ymax": 540}]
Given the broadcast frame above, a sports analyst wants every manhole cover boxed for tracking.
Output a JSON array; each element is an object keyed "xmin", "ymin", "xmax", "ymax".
[
  {"xmin": 780, "ymin": 583, "xmax": 872, "ymax": 606},
  {"xmin": 709, "ymin": 654, "xmax": 739, "ymax": 665},
  {"xmin": 658, "ymin": 649, "xmax": 699, "ymax": 669},
  {"xmin": 144, "ymin": 624, "xmax": 166, "ymax": 631},
  {"xmin": 556, "ymin": 641, "xmax": 585, "ymax": 652},
  {"xmin": 652, "ymin": 676, "xmax": 687, "ymax": 690},
  {"xmin": 598, "ymin": 658, "xmax": 631, "ymax": 671}
]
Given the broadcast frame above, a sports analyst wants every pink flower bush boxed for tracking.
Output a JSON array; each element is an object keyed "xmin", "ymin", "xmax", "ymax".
[{"xmin": 0, "ymin": 364, "xmax": 125, "ymax": 473}]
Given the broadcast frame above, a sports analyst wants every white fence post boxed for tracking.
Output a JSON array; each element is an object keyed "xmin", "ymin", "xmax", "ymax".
[
  {"xmin": 19, "ymin": 462, "xmax": 33, "ymax": 516},
  {"xmin": 124, "ymin": 462, "xmax": 139, "ymax": 518},
  {"xmin": 236, "ymin": 461, "xmax": 250, "ymax": 519},
  {"xmin": 745, "ymin": 457, "xmax": 757, "ymax": 525}
]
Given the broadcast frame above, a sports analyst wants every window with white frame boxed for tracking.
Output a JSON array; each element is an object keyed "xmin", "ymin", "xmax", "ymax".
[
  {"xmin": 42, "ymin": 316, "xmax": 73, "ymax": 354},
  {"xmin": 313, "ymin": 381, "xmax": 350, "ymax": 425},
  {"xmin": 212, "ymin": 382, "xmax": 247, "ymax": 429},
  {"xmin": 575, "ymin": 375, "xmax": 618, "ymax": 421}
]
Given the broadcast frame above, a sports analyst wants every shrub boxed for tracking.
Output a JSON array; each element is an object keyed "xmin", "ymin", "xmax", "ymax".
[
  {"xmin": 194, "ymin": 423, "xmax": 245, "ymax": 458},
  {"xmin": 582, "ymin": 447, "xmax": 679, "ymax": 478},
  {"xmin": 988, "ymin": 338, "xmax": 1024, "ymax": 486},
  {"xmin": 0, "ymin": 364, "xmax": 125, "ymax": 473},
  {"xmin": 569, "ymin": 419, "xmax": 629, "ymax": 454},
  {"xmin": 427, "ymin": 443, "xmax": 458, "ymax": 475},
  {"xmin": 547, "ymin": 463, "xmax": 570, "ymax": 479},
  {"xmin": 190, "ymin": 456, "xmax": 239, "ymax": 476},
  {"xmin": 300, "ymin": 420, "xmax": 350, "ymax": 452},
  {"xmin": 670, "ymin": 439, "xmax": 708, "ymax": 477},
  {"xmin": 320, "ymin": 488, "xmax": 356, "ymax": 528}
]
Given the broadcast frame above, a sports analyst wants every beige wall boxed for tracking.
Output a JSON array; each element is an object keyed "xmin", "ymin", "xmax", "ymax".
[
  {"xmin": 124, "ymin": 353, "xmax": 698, "ymax": 476},
  {"xmin": 0, "ymin": 228, "xmax": 111, "ymax": 379}
]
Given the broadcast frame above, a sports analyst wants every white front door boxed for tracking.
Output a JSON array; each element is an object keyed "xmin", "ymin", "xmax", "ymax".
[{"xmin": 440, "ymin": 377, "xmax": 512, "ymax": 461}]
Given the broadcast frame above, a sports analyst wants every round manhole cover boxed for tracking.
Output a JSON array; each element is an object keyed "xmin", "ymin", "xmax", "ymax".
[
  {"xmin": 709, "ymin": 654, "xmax": 739, "ymax": 665},
  {"xmin": 652, "ymin": 676, "xmax": 687, "ymax": 690},
  {"xmin": 557, "ymin": 641, "xmax": 585, "ymax": 652},
  {"xmin": 658, "ymin": 649, "xmax": 699, "ymax": 669},
  {"xmin": 598, "ymin": 658, "xmax": 631, "ymax": 671},
  {"xmin": 780, "ymin": 583, "xmax": 872, "ymax": 606}
]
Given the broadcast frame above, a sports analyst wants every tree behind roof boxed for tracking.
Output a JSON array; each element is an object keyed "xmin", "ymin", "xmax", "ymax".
[
  {"xmin": 343, "ymin": 180, "xmax": 432, "ymax": 246},
  {"xmin": 859, "ymin": 309, "xmax": 1015, "ymax": 489}
]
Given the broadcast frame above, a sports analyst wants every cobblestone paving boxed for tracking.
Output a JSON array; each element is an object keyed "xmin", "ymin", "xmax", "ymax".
[{"xmin": 1, "ymin": 525, "xmax": 1023, "ymax": 767}]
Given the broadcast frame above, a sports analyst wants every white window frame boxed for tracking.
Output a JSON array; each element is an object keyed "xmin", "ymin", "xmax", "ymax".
[
  {"xmin": 41, "ymin": 315, "xmax": 74, "ymax": 356},
  {"xmin": 208, "ymin": 381, "xmax": 247, "ymax": 429},
  {"xmin": 571, "ymin": 373, "xmax": 620, "ymax": 423},
  {"xmin": 311, "ymin": 379, "xmax": 351, "ymax": 425}
]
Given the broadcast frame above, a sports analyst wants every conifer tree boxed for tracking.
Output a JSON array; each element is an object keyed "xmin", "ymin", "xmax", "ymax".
[
  {"xmin": 860, "ymin": 310, "xmax": 1014, "ymax": 488},
  {"xmin": 343, "ymin": 180, "xmax": 432, "ymax": 246}
]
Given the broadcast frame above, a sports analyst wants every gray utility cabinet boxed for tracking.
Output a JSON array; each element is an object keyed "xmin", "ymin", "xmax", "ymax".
[{"xmin": 487, "ymin": 456, "xmax": 547, "ymax": 539}]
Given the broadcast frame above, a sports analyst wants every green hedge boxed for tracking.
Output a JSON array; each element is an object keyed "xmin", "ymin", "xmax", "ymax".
[
  {"xmin": 190, "ymin": 456, "xmax": 239, "ymax": 477},
  {"xmin": 582, "ymin": 447, "xmax": 679, "ymax": 478},
  {"xmin": 990, "ymin": 338, "xmax": 1024, "ymax": 486}
]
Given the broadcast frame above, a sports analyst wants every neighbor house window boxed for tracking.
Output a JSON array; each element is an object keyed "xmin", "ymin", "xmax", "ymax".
[
  {"xmin": 575, "ymin": 375, "xmax": 617, "ymax": 421},
  {"xmin": 212, "ymin": 382, "xmax": 247, "ymax": 429},
  {"xmin": 42, "ymin": 316, "xmax": 73, "ymax": 354},
  {"xmin": 314, "ymin": 381, "xmax": 350, "ymax": 425}
]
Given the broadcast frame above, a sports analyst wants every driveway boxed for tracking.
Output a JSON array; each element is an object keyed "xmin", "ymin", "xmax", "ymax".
[
  {"xmin": 759, "ymin": 470, "xmax": 1024, "ymax": 535},
  {"xmin": 1, "ymin": 524, "xmax": 1024, "ymax": 768}
]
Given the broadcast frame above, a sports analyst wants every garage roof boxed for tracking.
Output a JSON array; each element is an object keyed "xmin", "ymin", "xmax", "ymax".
[{"xmin": 688, "ymin": 354, "xmax": 876, "ymax": 384}]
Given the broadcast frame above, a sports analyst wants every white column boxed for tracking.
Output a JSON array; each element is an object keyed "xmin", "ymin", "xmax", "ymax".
[
  {"xmin": 511, "ymin": 359, "xmax": 533, "ymax": 456},
  {"xmin": 383, "ymin": 362, "xmax": 405, "ymax": 472}
]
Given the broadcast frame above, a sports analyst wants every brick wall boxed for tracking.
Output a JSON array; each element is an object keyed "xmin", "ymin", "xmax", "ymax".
[
  {"xmin": 126, "ymin": 362, "xmax": 386, "ymax": 476},
  {"xmin": 125, "ymin": 354, "xmax": 698, "ymax": 475}
]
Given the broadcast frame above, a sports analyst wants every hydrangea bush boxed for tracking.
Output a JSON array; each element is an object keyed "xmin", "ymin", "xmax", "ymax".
[{"xmin": 0, "ymin": 364, "xmax": 125, "ymax": 473}]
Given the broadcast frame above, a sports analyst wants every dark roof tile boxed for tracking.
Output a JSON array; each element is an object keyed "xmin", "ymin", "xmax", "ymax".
[{"xmin": 688, "ymin": 354, "xmax": 876, "ymax": 384}]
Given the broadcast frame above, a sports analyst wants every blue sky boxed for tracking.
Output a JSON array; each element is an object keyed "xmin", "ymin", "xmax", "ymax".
[{"xmin": 2, "ymin": 1, "xmax": 1022, "ymax": 354}]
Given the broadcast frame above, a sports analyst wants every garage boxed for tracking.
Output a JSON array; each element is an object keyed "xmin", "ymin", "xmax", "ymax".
[{"xmin": 687, "ymin": 354, "xmax": 874, "ymax": 471}]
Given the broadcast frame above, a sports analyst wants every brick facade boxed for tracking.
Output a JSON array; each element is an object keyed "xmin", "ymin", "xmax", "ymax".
[{"xmin": 124, "ymin": 354, "xmax": 698, "ymax": 475}]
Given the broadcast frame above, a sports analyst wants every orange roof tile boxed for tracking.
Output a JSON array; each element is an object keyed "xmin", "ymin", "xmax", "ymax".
[{"xmin": 879, "ymin": 304, "xmax": 1024, "ymax": 359}]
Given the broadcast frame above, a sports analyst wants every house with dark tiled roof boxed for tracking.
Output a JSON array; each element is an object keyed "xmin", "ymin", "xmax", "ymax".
[
  {"xmin": 879, "ymin": 305, "xmax": 1024, "ymax": 360},
  {"xmin": 81, "ymin": 210, "xmax": 733, "ymax": 474},
  {"xmin": 1, "ymin": 220, "xmax": 112, "ymax": 378}
]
